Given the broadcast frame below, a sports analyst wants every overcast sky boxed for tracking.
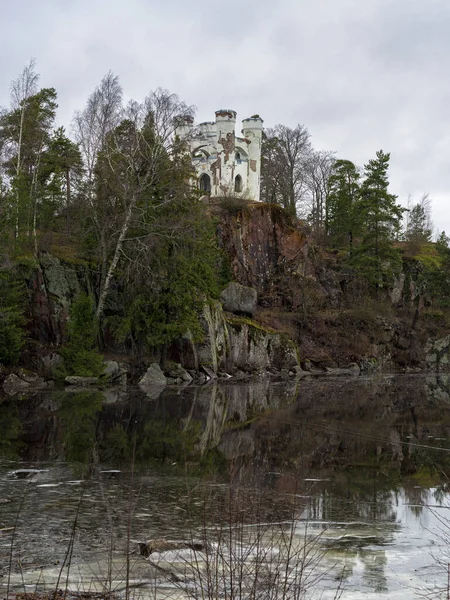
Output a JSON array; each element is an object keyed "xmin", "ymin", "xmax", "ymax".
[{"xmin": 1, "ymin": 0, "xmax": 450, "ymax": 234}]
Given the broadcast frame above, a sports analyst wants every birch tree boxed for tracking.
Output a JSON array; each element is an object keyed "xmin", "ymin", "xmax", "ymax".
[
  {"xmin": 74, "ymin": 75, "xmax": 195, "ymax": 319},
  {"xmin": 8, "ymin": 60, "xmax": 39, "ymax": 239}
]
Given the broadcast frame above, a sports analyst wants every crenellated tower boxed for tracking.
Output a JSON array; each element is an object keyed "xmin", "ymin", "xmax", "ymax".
[{"xmin": 176, "ymin": 109, "xmax": 263, "ymax": 201}]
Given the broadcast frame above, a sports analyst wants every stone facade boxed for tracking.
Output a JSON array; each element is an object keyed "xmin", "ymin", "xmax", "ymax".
[{"xmin": 175, "ymin": 109, "xmax": 263, "ymax": 201}]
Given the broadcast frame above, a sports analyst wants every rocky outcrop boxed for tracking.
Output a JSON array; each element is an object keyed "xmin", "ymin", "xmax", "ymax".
[
  {"xmin": 25, "ymin": 254, "xmax": 90, "ymax": 347},
  {"xmin": 172, "ymin": 301, "xmax": 300, "ymax": 375},
  {"xmin": 166, "ymin": 364, "xmax": 193, "ymax": 384},
  {"xmin": 226, "ymin": 317, "xmax": 298, "ymax": 372}
]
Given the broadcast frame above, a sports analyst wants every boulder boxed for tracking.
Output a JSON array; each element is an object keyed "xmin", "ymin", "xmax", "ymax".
[
  {"xmin": 17, "ymin": 369, "xmax": 43, "ymax": 384},
  {"xmin": 220, "ymin": 282, "xmax": 258, "ymax": 317},
  {"xmin": 3, "ymin": 372, "xmax": 50, "ymax": 396},
  {"xmin": 139, "ymin": 363, "xmax": 167, "ymax": 392},
  {"xmin": 166, "ymin": 363, "xmax": 193, "ymax": 384},
  {"xmin": 104, "ymin": 360, "xmax": 128, "ymax": 384},
  {"xmin": 291, "ymin": 365, "xmax": 308, "ymax": 377},
  {"xmin": 3, "ymin": 374, "xmax": 31, "ymax": 396}
]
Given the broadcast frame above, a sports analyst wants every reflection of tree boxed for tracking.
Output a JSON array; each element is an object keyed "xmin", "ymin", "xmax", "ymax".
[
  {"xmin": 403, "ymin": 483, "xmax": 429, "ymax": 517},
  {"xmin": 360, "ymin": 549, "xmax": 388, "ymax": 593},
  {"xmin": 307, "ymin": 488, "xmax": 399, "ymax": 525},
  {"xmin": 100, "ymin": 423, "xmax": 130, "ymax": 462},
  {"xmin": 433, "ymin": 481, "xmax": 450, "ymax": 505},
  {"xmin": 0, "ymin": 402, "xmax": 22, "ymax": 458},
  {"xmin": 60, "ymin": 391, "xmax": 103, "ymax": 464},
  {"xmin": 137, "ymin": 418, "xmax": 200, "ymax": 464}
]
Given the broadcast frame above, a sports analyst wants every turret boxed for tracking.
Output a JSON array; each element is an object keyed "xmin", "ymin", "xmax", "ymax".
[
  {"xmin": 174, "ymin": 114, "xmax": 194, "ymax": 139},
  {"xmin": 242, "ymin": 115, "xmax": 264, "ymax": 140},
  {"xmin": 215, "ymin": 109, "xmax": 237, "ymax": 141},
  {"xmin": 242, "ymin": 116, "xmax": 264, "ymax": 201}
]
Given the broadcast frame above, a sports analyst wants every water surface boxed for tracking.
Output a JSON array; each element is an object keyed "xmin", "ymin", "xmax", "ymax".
[{"xmin": 1, "ymin": 374, "xmax": 450, "ymax": 598}]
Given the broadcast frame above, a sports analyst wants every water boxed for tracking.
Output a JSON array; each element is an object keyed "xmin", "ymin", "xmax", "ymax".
[{"xmin": 1, "ymin": 374, "xmax": 450, "ymax": 598}]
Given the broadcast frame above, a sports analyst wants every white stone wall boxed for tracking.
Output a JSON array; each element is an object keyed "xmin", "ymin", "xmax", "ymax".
[{"xmin": 175, "ymin": 109, "xmax": 263, "ymax": 201}]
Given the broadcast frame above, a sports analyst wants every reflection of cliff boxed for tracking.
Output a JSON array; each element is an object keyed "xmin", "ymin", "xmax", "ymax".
[
  {"xmin": 3, "ymin": 375, "xmax": 450, "ymax": 492},
  {"xmin": 219, "ymin": 375, "xmax": 450, "ymax": 494}
]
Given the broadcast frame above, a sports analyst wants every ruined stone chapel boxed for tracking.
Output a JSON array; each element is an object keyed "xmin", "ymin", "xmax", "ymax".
[{"xmin": 174, "ymin": 109, "xmax": 263, "ymax": 201}]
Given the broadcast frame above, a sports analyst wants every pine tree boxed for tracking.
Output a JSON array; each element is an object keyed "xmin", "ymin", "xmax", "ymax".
[
  {"xmin": 39, "ymin": 127, "xmax": 83, "ymax": 235},
  {"xmin": 351, "ymin": 150, "xmax": 404, "ymax": 289}
]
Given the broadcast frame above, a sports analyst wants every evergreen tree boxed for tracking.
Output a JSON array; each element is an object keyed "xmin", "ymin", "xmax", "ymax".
[
  {"xmin": 0, "ymin": 272, "xmax": 26, "ymax": 364},
  {"xmin": 61, "ymin": 294, "xmax": 104, "ymax": 377},
  {"xmin": 110, "ymin": 195, "xmax": 222, "ymax": 358},
  {"xmin": 436, "ymin": 231, "xmax": 450, "ymax": 251},
  {"xmin": 326, "ymin": 159, "xmax": 360, "ymax": 250},
  {"xmin": 351, "ymin": 150, "xmax": 404, "ymax": 289},
  {"xmin": 39, "ymin": 127, "xmax": 83, "ymax": 235}
]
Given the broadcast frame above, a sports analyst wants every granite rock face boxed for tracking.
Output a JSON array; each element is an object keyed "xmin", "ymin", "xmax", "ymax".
[{"xmin": 174, "ymin": 301, "xmax": 300, "ymax": 375}]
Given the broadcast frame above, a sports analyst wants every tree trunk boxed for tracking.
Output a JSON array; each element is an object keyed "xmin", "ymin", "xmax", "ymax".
[
  {"xmin": 14, "ymin": 105, "xmax": 26, "ymax": 241},
  {"xmin": 65, "ymin": 168, "xmax": 71, "ymax": 236},
  {"xmin": 95, "ymin": 196, "xmax": 135, "ymax": 320}
]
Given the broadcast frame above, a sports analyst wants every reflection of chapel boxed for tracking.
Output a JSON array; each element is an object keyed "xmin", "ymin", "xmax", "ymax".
[{"xmin": 174, "ymin": 109, "xmax": 263, "ymax": 201}]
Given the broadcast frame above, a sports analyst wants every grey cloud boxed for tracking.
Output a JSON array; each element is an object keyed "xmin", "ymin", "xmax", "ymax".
[{"xmin": 1, "ymin": 0, "xmax": 450, "ymax": 232}]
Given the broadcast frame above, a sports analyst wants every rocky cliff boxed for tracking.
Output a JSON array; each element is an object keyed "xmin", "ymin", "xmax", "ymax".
[
  {"xmin": 6, "ymin": 202, "xmax": 450, "ymax": 378},
  {"xmin": 214, "ymin": 201, "xmax": 450, "ymax": 373}
]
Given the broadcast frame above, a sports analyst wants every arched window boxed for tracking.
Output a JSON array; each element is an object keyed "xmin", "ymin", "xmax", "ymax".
[
  {"xmin": 199, "ymin": 173, "xmax": 211, "ymax": 193},
  {"xmin": 234, "ymin": 175, "xmax": 242, "ymax": 193},
  {"xmin": 235, "ymin": 151, "xmax": 241, "ymax": 161}
]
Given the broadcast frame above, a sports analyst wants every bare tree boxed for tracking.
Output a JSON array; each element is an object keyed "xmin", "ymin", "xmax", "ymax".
[
  {"xmin": 261, "ymin": 124, "xmax": 311, "ymax": 217},
  {"xmin": 72, "ymin": 70, "xmax": 123, "ymax": 218},
  {"xmin": 303, "ymin": 149, "xmax": 336, "ymax": 239}
]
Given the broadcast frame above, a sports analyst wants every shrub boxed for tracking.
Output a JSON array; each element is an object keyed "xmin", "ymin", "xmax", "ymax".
[
  {"xmin": 0, "ymin": 272, "xmax": 27, "ymax": 365},
  {"xmin": 219, "ymin": 195, "xmax": 250, "ymax": 216}
]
